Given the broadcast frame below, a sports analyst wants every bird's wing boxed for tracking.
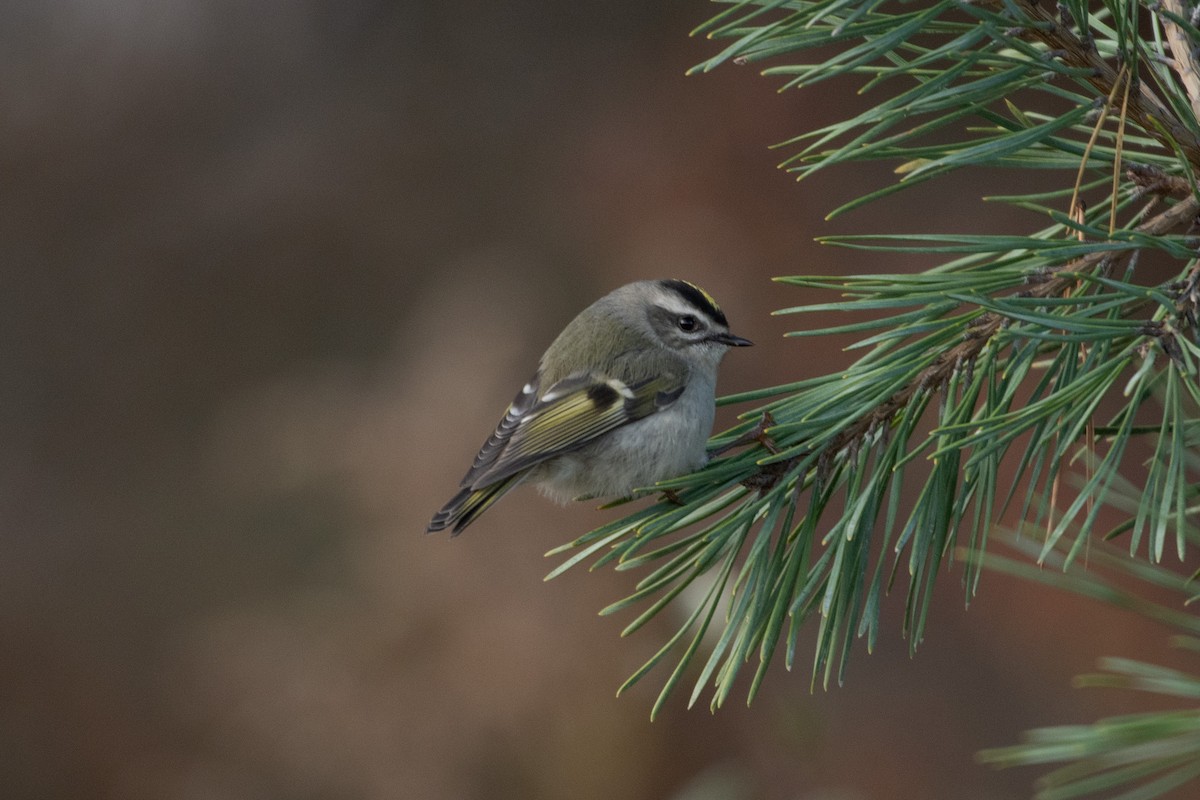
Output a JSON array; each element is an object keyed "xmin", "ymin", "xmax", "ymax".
[{"xmin": 460, "ymin": 370, "xmax": 686, "ymax": 489}]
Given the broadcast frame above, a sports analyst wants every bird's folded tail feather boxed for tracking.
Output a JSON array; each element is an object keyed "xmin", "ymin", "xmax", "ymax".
[{"xmin": 426, "ymin": 475, "xmax": 523, "ymax": 536}]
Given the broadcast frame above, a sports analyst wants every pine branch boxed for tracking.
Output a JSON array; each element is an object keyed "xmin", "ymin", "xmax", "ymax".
[
  {"xmin": 550, "ymin": 0, "xmax": 1200, "ymax": 727},
  {"xmin": 973, "ymin": 0, "xmax": 1200, "ymax": 173},
  {"xmin": 974, "ymin": 525, "xmax": 1200, "ymax": 798},
  {"xmin": 754, "ymin": 184, "xmax": 1200, "ymax": 498}
]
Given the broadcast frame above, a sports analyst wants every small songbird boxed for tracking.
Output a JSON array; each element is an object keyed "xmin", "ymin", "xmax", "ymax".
[{"xmin": 427, "ymin": 279, "xmax": 753, "ymax": 535}]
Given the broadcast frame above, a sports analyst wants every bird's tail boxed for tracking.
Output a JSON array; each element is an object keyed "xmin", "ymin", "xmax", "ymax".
[{"xmin": 426, "ymin": 476, "xmax": 522, "ymax": 536}]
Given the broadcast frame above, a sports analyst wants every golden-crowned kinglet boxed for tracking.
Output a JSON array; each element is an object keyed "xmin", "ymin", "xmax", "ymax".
[{"xmin": 427, "ymin": 279, "xmax": 752, "ymax": 535}]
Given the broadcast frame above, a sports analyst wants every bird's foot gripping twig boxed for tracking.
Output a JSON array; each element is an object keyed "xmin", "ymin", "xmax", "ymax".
[
  {"xmin": 711, "ymin": 410, "xmax": 780, "ymax": 458},
  {"xmin": 709, "ymin": 411, "xmax": 795, "ymax": 494},
  {"xmin": 659, "ymin": 488, "xmax": 686, "ymax": 506}
]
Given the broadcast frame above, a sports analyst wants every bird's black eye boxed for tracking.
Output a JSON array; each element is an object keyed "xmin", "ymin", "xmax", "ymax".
[{"xmin": 677, "ymin": 314, "xmax": 699, "ymax": 332}]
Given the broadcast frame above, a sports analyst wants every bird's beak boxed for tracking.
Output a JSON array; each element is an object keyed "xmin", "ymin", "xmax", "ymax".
[{"xmin": 711, "ymin": 332, "xmax": 754, "ymax": 347}]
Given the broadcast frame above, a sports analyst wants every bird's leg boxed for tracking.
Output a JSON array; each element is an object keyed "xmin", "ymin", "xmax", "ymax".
[
  {"xmin": 727, "ymin": 412, "xmax": 794, "ymax": 493},
  {"xmin": 752, "ymin": 410, "xmax": 780, "ymax": 455},
  {"xmin": 660, "ymin": 488, "xmax": 686, "ymax": 506},
  {"xmin": 710, "ymin": 410, "xmax": 779, "ymax": 457}
]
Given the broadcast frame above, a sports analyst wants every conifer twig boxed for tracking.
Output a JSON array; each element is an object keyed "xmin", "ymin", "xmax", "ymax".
[
  {"xmin": 973, "ymin": 0, "xmax": 1200, "ymax": 171},
  {"xmin": 1160, "ymin": 0, "xmax": 1200, "ymax": 119},
  {"xmin": 756, "ymin": 190, "xmax": 1200, "ymax": 484}
]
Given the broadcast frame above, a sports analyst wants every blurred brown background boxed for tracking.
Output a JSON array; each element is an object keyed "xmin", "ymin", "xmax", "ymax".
[{"xmin": 2, "ymin": 2, "xmax": 1187, "ymax": 798}]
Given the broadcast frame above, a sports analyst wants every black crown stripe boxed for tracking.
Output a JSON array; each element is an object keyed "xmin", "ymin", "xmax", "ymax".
[{"xmin": 659, "ymin": 279, "xmax": 728, "ymax": 327}]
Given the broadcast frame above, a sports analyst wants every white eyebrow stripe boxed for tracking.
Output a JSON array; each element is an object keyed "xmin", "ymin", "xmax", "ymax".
[{"xmin": 655, "ymin": 296, "xmax": 720, "ymax": 325}]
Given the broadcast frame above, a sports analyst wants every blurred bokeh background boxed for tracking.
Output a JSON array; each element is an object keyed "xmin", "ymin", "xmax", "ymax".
[{"xmin": 2, "ymin": 1, "xmax": 1189, "ymax": 798}]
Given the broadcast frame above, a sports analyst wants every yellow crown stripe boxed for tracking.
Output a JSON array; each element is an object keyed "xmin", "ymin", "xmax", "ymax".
[{"xmin": 678, "ymin": 280, "xmax": 722, "ymax": 313}]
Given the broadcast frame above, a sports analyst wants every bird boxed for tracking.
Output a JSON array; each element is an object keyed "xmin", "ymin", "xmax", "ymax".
[{"xmin": 427, "ymin": 279, "xmax": 752, "ymax": 535}]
